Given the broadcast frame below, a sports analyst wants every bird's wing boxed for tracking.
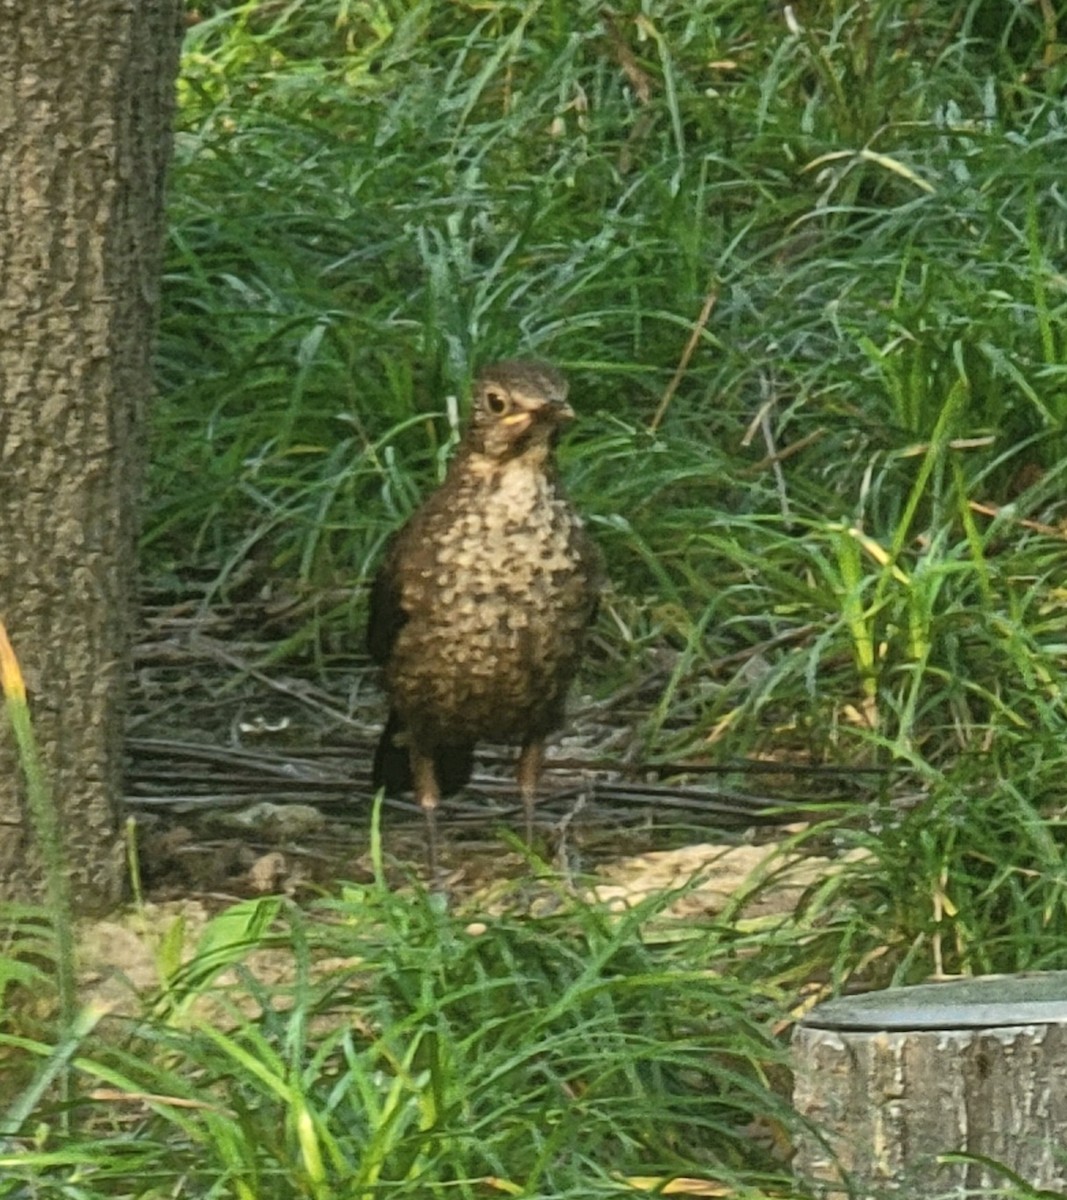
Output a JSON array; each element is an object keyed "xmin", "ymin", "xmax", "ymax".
[
  {"xmin": 366, "ymin": 504, "xmax": 442, "ymax": 664},
  {"xmin": 577, "ymin": 524, "xmax": 608, "ymax": 623},
  {"xmin": 366, "ymin": 536, "xmax": 408, "ymax": 666}
]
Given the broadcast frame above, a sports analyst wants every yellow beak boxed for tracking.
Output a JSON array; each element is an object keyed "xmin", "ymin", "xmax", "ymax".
[{"xmin": 501, "ymin": 401, "xmax": 574, "ymax": 427}]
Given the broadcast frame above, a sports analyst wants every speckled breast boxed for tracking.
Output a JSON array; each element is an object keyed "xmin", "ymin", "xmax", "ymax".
[{"xmin": 386, "ymin": 461, "xmax": 596, "ymax": 744}]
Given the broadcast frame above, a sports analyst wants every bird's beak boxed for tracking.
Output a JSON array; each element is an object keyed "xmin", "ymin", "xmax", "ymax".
[{"xmin": 501, "ymin": 399, "xmax": 574, "ymax": 428}]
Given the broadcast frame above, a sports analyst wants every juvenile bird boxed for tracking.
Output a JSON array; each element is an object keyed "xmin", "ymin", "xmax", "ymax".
[{"xmin": 367, "ymin": 359, "xmax": 603, "ymax": 872}]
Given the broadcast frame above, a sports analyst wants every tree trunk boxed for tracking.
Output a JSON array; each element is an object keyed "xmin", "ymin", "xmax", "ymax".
[
  {"xmin": 793, "ymin": 973, "xmax": 1067, "ymax": 1197},
  {"xmin": 0, "ymin": 0, "xmax": 183, "ymax": 908}
]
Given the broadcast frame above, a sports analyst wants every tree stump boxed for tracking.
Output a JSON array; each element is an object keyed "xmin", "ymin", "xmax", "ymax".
[{"xmin": 793, "ymin": 973, "xmax": 1067, "ymax": 1196}]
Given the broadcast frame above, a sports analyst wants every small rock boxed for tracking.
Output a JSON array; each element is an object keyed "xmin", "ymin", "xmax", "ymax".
[{"xmin": 222, "ymin": 802, "xmax": 327, "ymax": 841}]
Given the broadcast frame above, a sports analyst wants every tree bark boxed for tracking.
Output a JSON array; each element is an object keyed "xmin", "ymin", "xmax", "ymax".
[
  {"xmin": 793, "ymin": 974, "xmax": 1067, "ymax": 1197},
  {"xmin": 0, "ymin": 0, "xmax": 183, "ymax": 907}
]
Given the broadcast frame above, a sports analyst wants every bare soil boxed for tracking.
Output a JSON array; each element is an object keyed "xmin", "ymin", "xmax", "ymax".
[{"xmin": 73, "ymin": 593, "xmax": 874, "ymax": 1010}]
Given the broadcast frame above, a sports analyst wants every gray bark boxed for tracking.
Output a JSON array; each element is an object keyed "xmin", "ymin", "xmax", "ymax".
[
  {"xmin": 793, "ymin": 976, "xmax": 1067, "ymax": 1197},
  {"xmin": 0, "ymin": 0, "xmax": 184, "ymax": 907}
]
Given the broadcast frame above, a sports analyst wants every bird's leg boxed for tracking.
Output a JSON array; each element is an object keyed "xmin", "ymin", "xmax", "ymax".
[
  {"xmin": 517, "ymin": 738, "xmax": 545, "ymax": 847},
  {"xmin": 411, "ymin": 748, "xmax": 441, "ymax": 878}
]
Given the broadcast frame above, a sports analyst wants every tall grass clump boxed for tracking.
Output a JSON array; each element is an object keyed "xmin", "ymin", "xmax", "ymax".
[
  {"xmin": 0, "ymin": 875, "xmax": 797, "ymax": 1198},
  {"xmin": 0, "ymin": 621, "xmax": 85, "ymax": 1115}
]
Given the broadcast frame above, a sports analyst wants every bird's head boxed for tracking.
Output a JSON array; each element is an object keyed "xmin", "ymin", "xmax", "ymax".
[{"xmin": 465, "ymin": 359, "xmax": 574, "ymax": 461}]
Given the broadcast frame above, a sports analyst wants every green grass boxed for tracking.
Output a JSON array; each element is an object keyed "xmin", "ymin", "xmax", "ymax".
[
  {"xmin": 7, "ymin": 0, "xmax": 1067, "ymax": 1195},
  {"xmin": 1, "ymin": 857, "xmax": 798, "ymax": 1199},
  {"xmin": 154, "ymin": 0, "xmax": 1067, "ymax": 763}
]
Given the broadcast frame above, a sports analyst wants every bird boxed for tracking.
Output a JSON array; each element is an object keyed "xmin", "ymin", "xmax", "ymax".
[{"xmin": 367, "ymin": 359, "xmax": 604, "ymax": 874}]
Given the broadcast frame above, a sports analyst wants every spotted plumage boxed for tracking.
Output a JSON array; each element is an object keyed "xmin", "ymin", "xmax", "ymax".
[{"xmin": 367, "ymin": 359, "xmax": 603, "ymax": 869}]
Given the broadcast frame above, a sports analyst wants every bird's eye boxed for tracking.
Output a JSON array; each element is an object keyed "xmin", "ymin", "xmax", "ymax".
[{"xmin": 485, "ymin": 389, "xmax": 508, "ymax": 415}]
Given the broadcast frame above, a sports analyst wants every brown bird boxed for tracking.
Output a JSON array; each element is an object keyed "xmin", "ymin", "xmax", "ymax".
[{"xmin": 367, "ymin": 359, "xmax": 603, "ymax": 873}]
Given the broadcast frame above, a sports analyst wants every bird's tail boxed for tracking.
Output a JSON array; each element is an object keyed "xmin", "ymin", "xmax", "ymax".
[{"xmin": 372, "ymin": 710, "xmax": 475, "ymax": 798}]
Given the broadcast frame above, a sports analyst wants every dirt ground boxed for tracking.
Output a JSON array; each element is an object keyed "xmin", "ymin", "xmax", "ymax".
[
  {"xmin": 82, "ymin": 826, "xmax": 863, "ymax": 1017},
  {"xmin": 75, "ymin": 597, "xmax": 873, "ymax": 1010}
]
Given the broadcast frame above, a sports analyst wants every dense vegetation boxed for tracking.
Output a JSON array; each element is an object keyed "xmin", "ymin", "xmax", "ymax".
[{"xmin": 5, "ymin": 1, "xmax": 1067, "ymax": 1195}]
